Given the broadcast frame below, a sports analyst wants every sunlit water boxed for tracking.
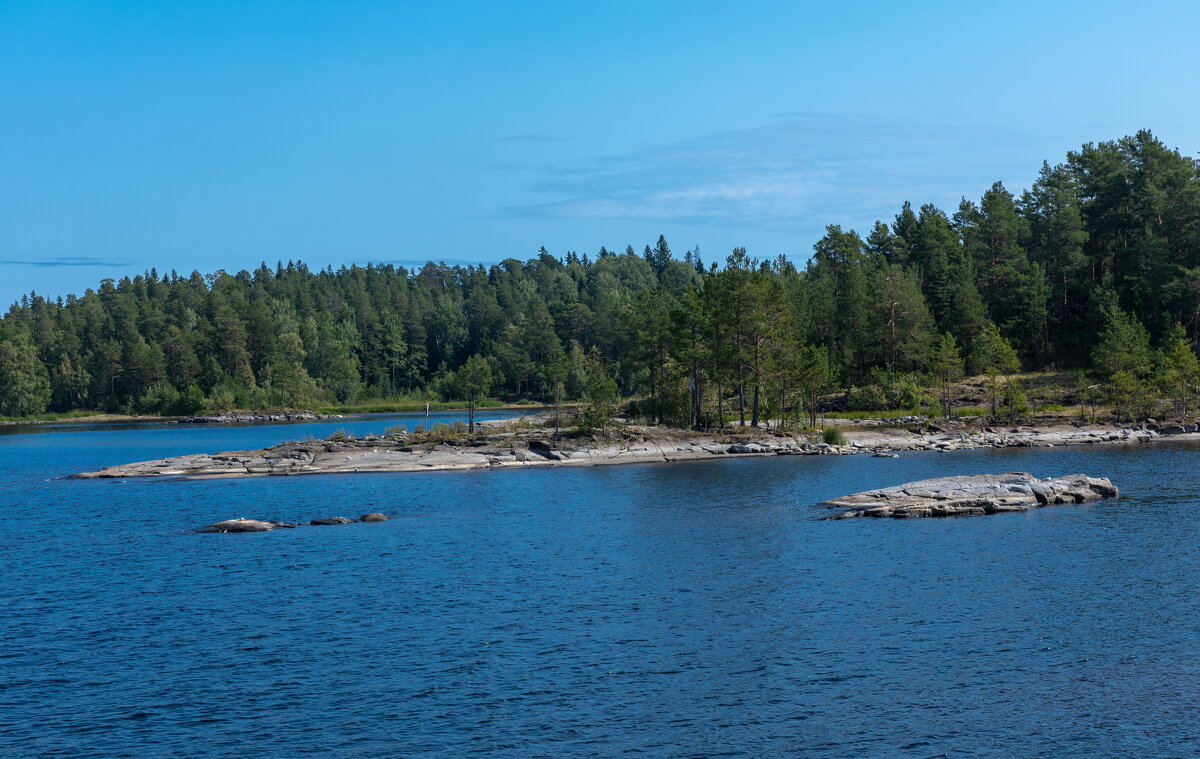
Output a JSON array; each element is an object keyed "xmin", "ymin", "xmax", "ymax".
[{"xmin": 2, "ymin": 413, "xmax": 1199, "ymax": 757}]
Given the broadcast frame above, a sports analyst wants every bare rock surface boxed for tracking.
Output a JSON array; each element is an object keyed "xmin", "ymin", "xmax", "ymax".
[
  {"xmin": 360, "ymin": 513, "xmax": 388, "ymax": 522},
  {"xmin": 826, "ymin": 473, "xmax": 1118, "ymax": 519},
  {"xmin": 198, "ymin": 518, "xmax": 295, "ymax": 533},
  {"xmin": 311, "ymin": 516, "xmax": 354, "ymax": 526},
  {"xmin": 179, "ymin": 410, "xmax": 331, "ymax": 424},
  {"xmin": 71, "ymin": 420, "xmax": 1193, "ymax": 481}
]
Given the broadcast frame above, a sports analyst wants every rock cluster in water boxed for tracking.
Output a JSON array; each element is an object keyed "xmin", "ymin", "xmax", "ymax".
[
  {"xmin": 825, "ymin": 473, "xmax": 1119, "ymax": 519},
  {"xmin": 199, "ymin": 513, "xmax": 390, "ymax": 533},
  {"xmin": 310, "ymin": 516, "xmax": 354, "ymax": 526},
  {"xmin": 178, "ymin": 411, "xmax": 331, "ymax": 424},
  {"xmin": 197, "ymin": 518, "xmax": 297, "ymax": 533}
]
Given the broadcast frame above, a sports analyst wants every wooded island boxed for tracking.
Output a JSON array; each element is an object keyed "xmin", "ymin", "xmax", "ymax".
[{"xmin": 3, "ymin": 131, "xmax": 1199, "ymax": 427}]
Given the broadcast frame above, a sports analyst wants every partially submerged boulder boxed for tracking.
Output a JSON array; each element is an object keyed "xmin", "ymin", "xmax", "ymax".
[
  {"xmin": 311, "ymin": 516, "xmax": 354, "ymax": 526},
  {"xmin": 360, "ymin": 513, "xmax": 388, "ymax": 522},
  {"xmin": 199, "ymin": 518, "xmax": 295, "ymax": 533},
  {"xmin": 826, "ymin": 472, "xmax": 1118, "ymax": 520}
]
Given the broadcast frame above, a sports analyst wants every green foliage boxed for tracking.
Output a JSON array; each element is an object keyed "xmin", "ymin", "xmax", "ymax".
[
  {"xmin": 133, "ymin": 383, "xmax": 206, "ymax": 416},
  {"xmin": 952, "ymin": 406, "xmax": 989, "ymax": 418},
  {"xmin": 444, "ymin": 353, "xmax": 493, "ymax": 430},
  {"xmin": 5, "ymin": 130, "xmax": 1200, "ymax": 427},
  {"xmin": 1091, "ymin": 295, "xmax": 1153, "ymax": 380},
  {"xmin": 0, "ymin": 332, "xmax": 51, "ymax": 417},
  {"xmin": 319, "ymin": 399, "xmax": 503, "ymax": 414},
  {"xmin": 928, "ymin": 332, "xmax": 965, "ymax": 418},
  {"xmin": 579, "ymin": 351, "xmax": 618, "ymax": 430},
  {"xmin": 1074, "ymin": 372, "xmax": 1104, "ymax": 423},
  {"xmin": 970, "ymin": 323, "xmax": 1021, "ymax": 417},
  {"xmin": 796, "ymin": 345, "xmax": 835, "ymax": 428},
  {"xmin": 825, "ymin": 407, "xmax": 928, "ymax": 420},
  {"xmin": 845, "ymin": 384, "xmax": 888, "ymax": 411},
  {"xmin": 845, "ymin": 368, "xmax": 927, "ymax": 412},
  {"xmin": 822, "ymin": 427, "xmax": 846, "ymax": 446},
  {"xmin": 1158, "ymin": 323, "xmax": 1200, "ymax": 417},
  {"xmin": 969, "ymin": 323, "xmax": 1021, "ymax": 377},
  {"xmin": 416, "ymin": 421, "xmax": 468, "ymax": 443},
  {"xmin": 1001, "ymin": 380, "xmax": 1030, "ymax": 422}
]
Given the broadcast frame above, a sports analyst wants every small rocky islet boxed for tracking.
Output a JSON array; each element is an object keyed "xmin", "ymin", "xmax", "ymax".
[
  {"xmin": 824, "ymin": 473, "xmax": 1119, "ymax": 520},
  {"xmin": 198, "ymin": 513, "xmax": 390, "ymax": 532}
]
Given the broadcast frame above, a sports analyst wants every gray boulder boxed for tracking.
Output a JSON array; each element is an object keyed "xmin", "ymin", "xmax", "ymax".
[
  {"xmin": 311, "ymin": 516, "xmax": 354, "ymax": 526},
  {"xmin": 199, "ymin": 518, "xmax": 295, "ymax": 533},
  {"xmin": 360, "ymin": 513, "xmax": 388, "ymax": 522}
]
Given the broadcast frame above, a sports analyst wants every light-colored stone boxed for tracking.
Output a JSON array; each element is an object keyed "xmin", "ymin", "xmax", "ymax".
[
  {"xmin": 825, "ymin": 473, "xmax": 1118, "ymax": 520},
  {"xmin": 199, "ymin": 518, "xmax": 294, "ymax": 533}
]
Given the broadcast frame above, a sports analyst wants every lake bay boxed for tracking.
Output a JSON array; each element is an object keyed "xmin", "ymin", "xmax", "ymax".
[{"xmin": 3, "ymin": 413, "xmax": 1198, "ymax": 757}]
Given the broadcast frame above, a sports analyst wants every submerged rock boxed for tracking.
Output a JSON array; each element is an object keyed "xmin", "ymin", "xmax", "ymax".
[
  {"xmin": 311, "ymin": 516, "xmax": 354, "ymax": 526},
  {"xmin": 360, "ymin": 513, "xmax": 388, "ymax": 522},
  {"xmin": 199, "ymin": 518, "xmax": 295, "ymax": 533},
  {"xmin": 826, "ymin": 473, "xmax": 1118, "ymax": 520}
]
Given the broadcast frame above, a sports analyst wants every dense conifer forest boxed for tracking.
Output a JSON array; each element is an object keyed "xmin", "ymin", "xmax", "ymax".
[{"xmin": 2, "ymin": 131, "xmax": 1199, "ymax": 423}]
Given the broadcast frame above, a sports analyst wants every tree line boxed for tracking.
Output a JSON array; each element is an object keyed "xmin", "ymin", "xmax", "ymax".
[{"xmin": 1, "ymin": 130, "xmax": 1199, "ymax": 424}]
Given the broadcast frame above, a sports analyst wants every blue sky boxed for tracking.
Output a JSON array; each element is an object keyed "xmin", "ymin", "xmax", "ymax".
[{"xmin": 2, "ymin": 0, "xmax": 1199, "ymax": 303}]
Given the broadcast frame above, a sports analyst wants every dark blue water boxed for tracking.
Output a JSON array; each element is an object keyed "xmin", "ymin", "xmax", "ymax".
[{"xmin": 3, "ymin": 415, "xmax": 1199, "ymax": 758}]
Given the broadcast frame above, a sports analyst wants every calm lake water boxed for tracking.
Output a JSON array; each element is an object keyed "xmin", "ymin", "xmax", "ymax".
[{"xmin": 3, "ymin": 413, "xmax": 1199, "ymax": 757}]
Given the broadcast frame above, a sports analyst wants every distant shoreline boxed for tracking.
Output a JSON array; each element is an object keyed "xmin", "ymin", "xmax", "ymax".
[{"xmin": 2, "ymin": 403, "xmax": 552, "ymax": 427}]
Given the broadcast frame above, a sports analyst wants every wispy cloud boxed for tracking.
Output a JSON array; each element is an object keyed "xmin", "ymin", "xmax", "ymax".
[
  {"xmin": 0, "ymin": 256, "xmax": 131, "ymax": 267},
  {"xmin": 501, "ymin": 115, "xmax": 1043, "ymax": 231}
]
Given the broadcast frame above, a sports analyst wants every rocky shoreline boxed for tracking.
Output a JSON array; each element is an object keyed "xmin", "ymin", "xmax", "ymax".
[
  {"xmin": 71, "ymin": 419, "xmax": 1200, "ymax": 480},
  {"xmin": 177, "ymin": 410, "xmax": 333, "ymax": 424}
]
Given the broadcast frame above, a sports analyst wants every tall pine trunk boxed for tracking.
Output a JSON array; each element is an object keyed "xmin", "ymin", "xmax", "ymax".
[
  {"xmin": 649, "ymin": 363, "xmax": 657, "ymax": 425},
  {"xmin": 738, "ymin": 382, "xmax": 745, "ymax": 427},
  {"xmin": 751, "ymin": 382, "xmax": 759, "ymax": 428}
]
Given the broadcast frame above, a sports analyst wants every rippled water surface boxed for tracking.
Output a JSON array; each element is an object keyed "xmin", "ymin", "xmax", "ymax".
[{"xmin": 3, "ymin": 414, "xmax": 1200, "ymax": 757}]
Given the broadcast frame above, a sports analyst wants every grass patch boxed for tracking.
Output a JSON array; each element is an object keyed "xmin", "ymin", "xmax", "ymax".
[
  {"xmin": 952, "ymin": 406, "xmax": 988, "ymax": 418},
  {"xmin": 826, "ymin": 407, "xmax": 928, "ymax": 420},
  {"xmin": 822, "ymin": 427, "xmax": 847, "ymax": 446}
]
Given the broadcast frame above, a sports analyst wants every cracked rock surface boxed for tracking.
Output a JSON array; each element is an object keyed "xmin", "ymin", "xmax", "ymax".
[
  {"xmin": 825, "ymin": 473, "xmax": 1118, "ymax": 519},
  {"xmin": 70, "ymin": 421, "xmax": 1179, "ymax": 481}
]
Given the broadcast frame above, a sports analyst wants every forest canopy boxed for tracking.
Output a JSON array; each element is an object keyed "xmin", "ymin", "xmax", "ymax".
[{"xmin": 2, "ymin": 130, "xmax": 1199, "ymax": 423}]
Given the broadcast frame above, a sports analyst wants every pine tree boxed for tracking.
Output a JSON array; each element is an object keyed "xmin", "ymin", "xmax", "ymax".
[
  {"xmin": 1157, "ymin": 323, "xmax": 1199, "ymax": 418},
  {"xmin": 455, "ymin": 354, "xmax": 492, "ymax": 432},
  {"xmin": 969, "ymin": 323, "xmax": 1020, "ymax": 417},
  {"xmin": 0, "ymin": 332, "xmax": 51, "ymax": 416},
  {"xmin": 928, "ymin": 332, "xmax": 964, "ymax": 418}
]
